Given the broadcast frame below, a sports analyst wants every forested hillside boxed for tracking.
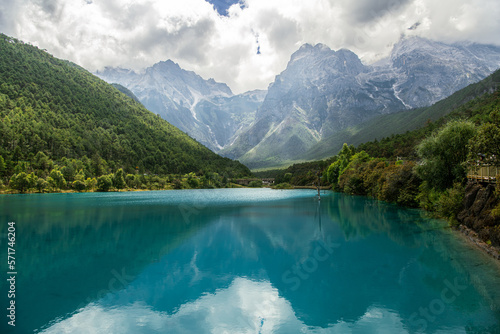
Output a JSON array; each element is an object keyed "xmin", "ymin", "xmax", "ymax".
[{"xmin": 0, "ymin": 34, "xmax": 250, "ymax": 192}]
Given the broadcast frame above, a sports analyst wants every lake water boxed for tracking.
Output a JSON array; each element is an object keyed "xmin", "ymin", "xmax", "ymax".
[{"xmin": 1, "ymin": 188, "xmax": 499, "ymax": 333}]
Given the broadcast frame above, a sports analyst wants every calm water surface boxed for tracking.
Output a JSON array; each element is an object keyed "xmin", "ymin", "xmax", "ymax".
[{"xmin": 0, "ymin": 189, "xmax": 499, "ymax": 333}]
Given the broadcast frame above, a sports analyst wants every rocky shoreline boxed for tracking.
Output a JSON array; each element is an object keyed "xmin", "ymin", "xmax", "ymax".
[
  {"xmin": 457, "ymin": 182, "xmax": 500, "ymax": 260},
  {"xmin": 457, "ymin": 224, "xmax": 500, "ymax": 260}
]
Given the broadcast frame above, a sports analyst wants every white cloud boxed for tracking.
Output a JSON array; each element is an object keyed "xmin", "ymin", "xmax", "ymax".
[
  {"xmin": 41, "ymin": 278, "xmax": 302, "ymax": 333},
  {"xmin": 1, "ymin": 0, "xmax": 500, "ymax": 94},
  {"xmin": 40, "ymin": 277, "xmax": 410, "ymax": 333}
]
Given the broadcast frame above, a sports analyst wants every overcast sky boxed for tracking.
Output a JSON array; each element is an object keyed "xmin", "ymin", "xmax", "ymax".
[{"xmin": 1, "ymin": 0, "xmax": 499, "ymax": 94}]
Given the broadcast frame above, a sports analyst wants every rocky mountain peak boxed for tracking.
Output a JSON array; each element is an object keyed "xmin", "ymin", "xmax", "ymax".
[
  {"xmin": 290, "ymin": 43, "xmax": 333, "ymax": 63},
  {"xmin": 97, "ymin": 37, "xmax": 500, "ymax": 169},
  {"xmin": 220, "ymin": 37, "xmax": 500, "ymax": 168},
  {"xmin": 150, "ymin": 60, "xmax": 184, "ymax": 75},
  {"xmin": 289, "ymin": 43, "xmax": 366, "ymax": 75}
]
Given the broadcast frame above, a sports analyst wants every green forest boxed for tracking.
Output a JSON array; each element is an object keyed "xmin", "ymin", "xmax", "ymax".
[{"xmin": 0, "ymin": 34, "xmax": 251, "ymax": 193}]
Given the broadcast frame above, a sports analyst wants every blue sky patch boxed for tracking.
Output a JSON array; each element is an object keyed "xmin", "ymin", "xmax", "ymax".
[{"xmin": 205, "ymin": 0, "xmax": 243, "ymax": 16}]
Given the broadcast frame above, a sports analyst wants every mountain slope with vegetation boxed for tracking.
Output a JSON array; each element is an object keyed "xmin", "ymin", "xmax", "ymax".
[
  {"xmin": 96, "ymin": 62, "xmax": 265, "ymax": 152},
  {"xmin": 0, "ymin": 34, "xmax": 250, "ymax": 192},
  {"xmin": 305, "ymin": 68, "xmax": 500, "ymax": 160}
]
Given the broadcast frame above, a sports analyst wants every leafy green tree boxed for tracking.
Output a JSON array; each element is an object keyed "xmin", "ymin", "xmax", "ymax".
[
  {"xmin": 27, "ymin": 172, "xmax": 38, "ymax": 190},
  {"xmin": 125, "ymin": 174, "xmax": 139, "ymax": 189},
  {"xmin": 60, "ymin": 164, "xmax": 75, "ymax": 182},
  {"xmin": 85, "ymin": 177, "xmax": 97, "ymax": 191},
  {"xmin": 33, "ymin": 151, "xmax": 53, "ymax": 172},
  {"xmin": 415, "ymin": 120, "xmax": 477, "ymax": 190},
  {"xmin": 72, "ymin": 180, "xmax": 86, "ymax": 191},
  {"xmin": 248, "ymin": 180, "xmax": 263, "ymax": 187},
  {"xmin": 211, "ymin": 172, "xmax": 222, "ymax": 188},
  {"xmin": 14, "ymin": 161, "xmax": 28, "ymax": 174},
  {"xmin": 172, "ymin": 178, "xmax": 183, "ymax": 189},
  {"xmin": 468, "ymin": 118, "xmax": 500, "ymax": 165},
  {"xmin": 92, "ymin": 154, "xmax": 108, "ymax": 177},
  {"xmin": 97, "ymin": 175, "xmax": 113, "ymax": 192},
  {"xmin": 113, "ymin": 168, "xmax": 126, "ymax": 189},
  {"xmin": 379, "ymin": 162, "xmax": 421, "ymax": 207},
  {"xmin": 0, "ymin": 155, "xmax": 6, "ymax": 176},
  {"xmin": 46, "ymin": 177, "xmax": 55, "ymax": 191},
  {"xmin": 186, "ymin": 172, "xmax": 199, "ymax": 188},
  {"xmin": 326, "ymin": 143, "xmax": 355, "ymax": 187},
  {"xmin": 200, "ymin": 175, "xmax": 209, "ymax": 188},
  {"xmin": 338, "ymin": 151, "xmax": 371, "ymax": 195},
  {"xmin": 72, "ymin": 171, "xmax": 87, "ymax": 191},
  {"xmin": 9, "ymin": 172, "xmax": 30, "ymax": 192},
  {"xmin": 435, "ymin": 183, "xmax": 465, "ymax": 225},
  {"xmin": 35, "ymin": 178, "xmax": 48, "ymax": 193},
  {"xmin": 49, "ymin": 169, "xmax": 67, "ymax": 190},
  {"xmin": 359, "ymin": 159, "xmax": 386, "ymax": 198},
  {"xmin": 12, "ymin": 146, "xmax": 23, "ymax": 162},
  {"xmin": 273, "ymin": 182, "xmax": 294, "ymax": 189}
]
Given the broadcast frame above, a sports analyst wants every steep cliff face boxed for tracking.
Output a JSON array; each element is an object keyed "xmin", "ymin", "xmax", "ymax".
[
  {"xmin": 98, "ymin": 37, "xmax": 500, "ymax": 168},
  {"xmin": 457, "ymin": 183, "xmax": 500, "ymax": 253},
  {"xmin": 221, "ymin": 37, "xmax": 500, "ymax": 168}
]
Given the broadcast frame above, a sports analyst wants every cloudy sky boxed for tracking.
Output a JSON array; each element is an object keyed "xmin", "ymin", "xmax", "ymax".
[{"xmin": 1, "ymin": 0, "xmax": 500, "ymax": 94}]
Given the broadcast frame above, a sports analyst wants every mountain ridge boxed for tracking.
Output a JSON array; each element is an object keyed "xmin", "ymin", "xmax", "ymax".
[
  {"xmin": 96, "ymin": 60, "xmax": 262, "ymax": 152},
  {"xmin": 304, "ymin": 68, "xmax": 500, "ymax": 162},
  {"xmin": 96, "ymin": 36, "xmax": 500, "ymax": 169},
  {"xmin": 221, "ymin": 36, "xmax": 500, "ymax": 168}
]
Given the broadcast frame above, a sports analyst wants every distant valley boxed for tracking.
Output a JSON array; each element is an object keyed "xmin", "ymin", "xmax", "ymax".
[{"xmin": 97, "ymin": 37, "xmax": 500, "ymax": 169}]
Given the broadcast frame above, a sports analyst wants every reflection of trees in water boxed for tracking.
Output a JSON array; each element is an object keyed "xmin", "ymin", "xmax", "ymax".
[
  {"xmin": 0, "ymin": 194, "xmax": 220, "ymax": 333},
  {"xmin": 326, "ymin": 193, "xmax": 426, "ymax": 248},
  {"xmin": 326, "ymin": 192, "xmax": 500, "ymax": 324},
  {"xmin": 418, "ymin": 226, "xmax": 500, "ymax": 316},
  {"xmin": 13, "ymin": 200, "xmax": 213, "ymax": 278}
]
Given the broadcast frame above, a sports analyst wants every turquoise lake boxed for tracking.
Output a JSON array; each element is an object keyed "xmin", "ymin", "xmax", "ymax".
[{"xmin": 1, "ymin": 188, "xmax": 500, "ymax": 333}]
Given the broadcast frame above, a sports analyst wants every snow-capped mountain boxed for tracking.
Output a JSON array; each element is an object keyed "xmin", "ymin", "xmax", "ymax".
[
  {"xmin": 220, "ymin": 37, "xmax": 500, "ymax": 168},
  {"xmin": 97, "ymin": 37, "xmax": 500, "ymax": 169},
  {"xmin": 96, "ymin": 60, "xmax": 264, "ymax": 151},
  {"xmin": 380, "ymin": 37, "xmax": 500, "ymax": 108}
]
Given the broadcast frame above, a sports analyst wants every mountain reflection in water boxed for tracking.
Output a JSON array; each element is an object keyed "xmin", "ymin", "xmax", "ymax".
[{"xmin": 0, "ymin": 189, "xmax": 499, "ymax": 333}]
